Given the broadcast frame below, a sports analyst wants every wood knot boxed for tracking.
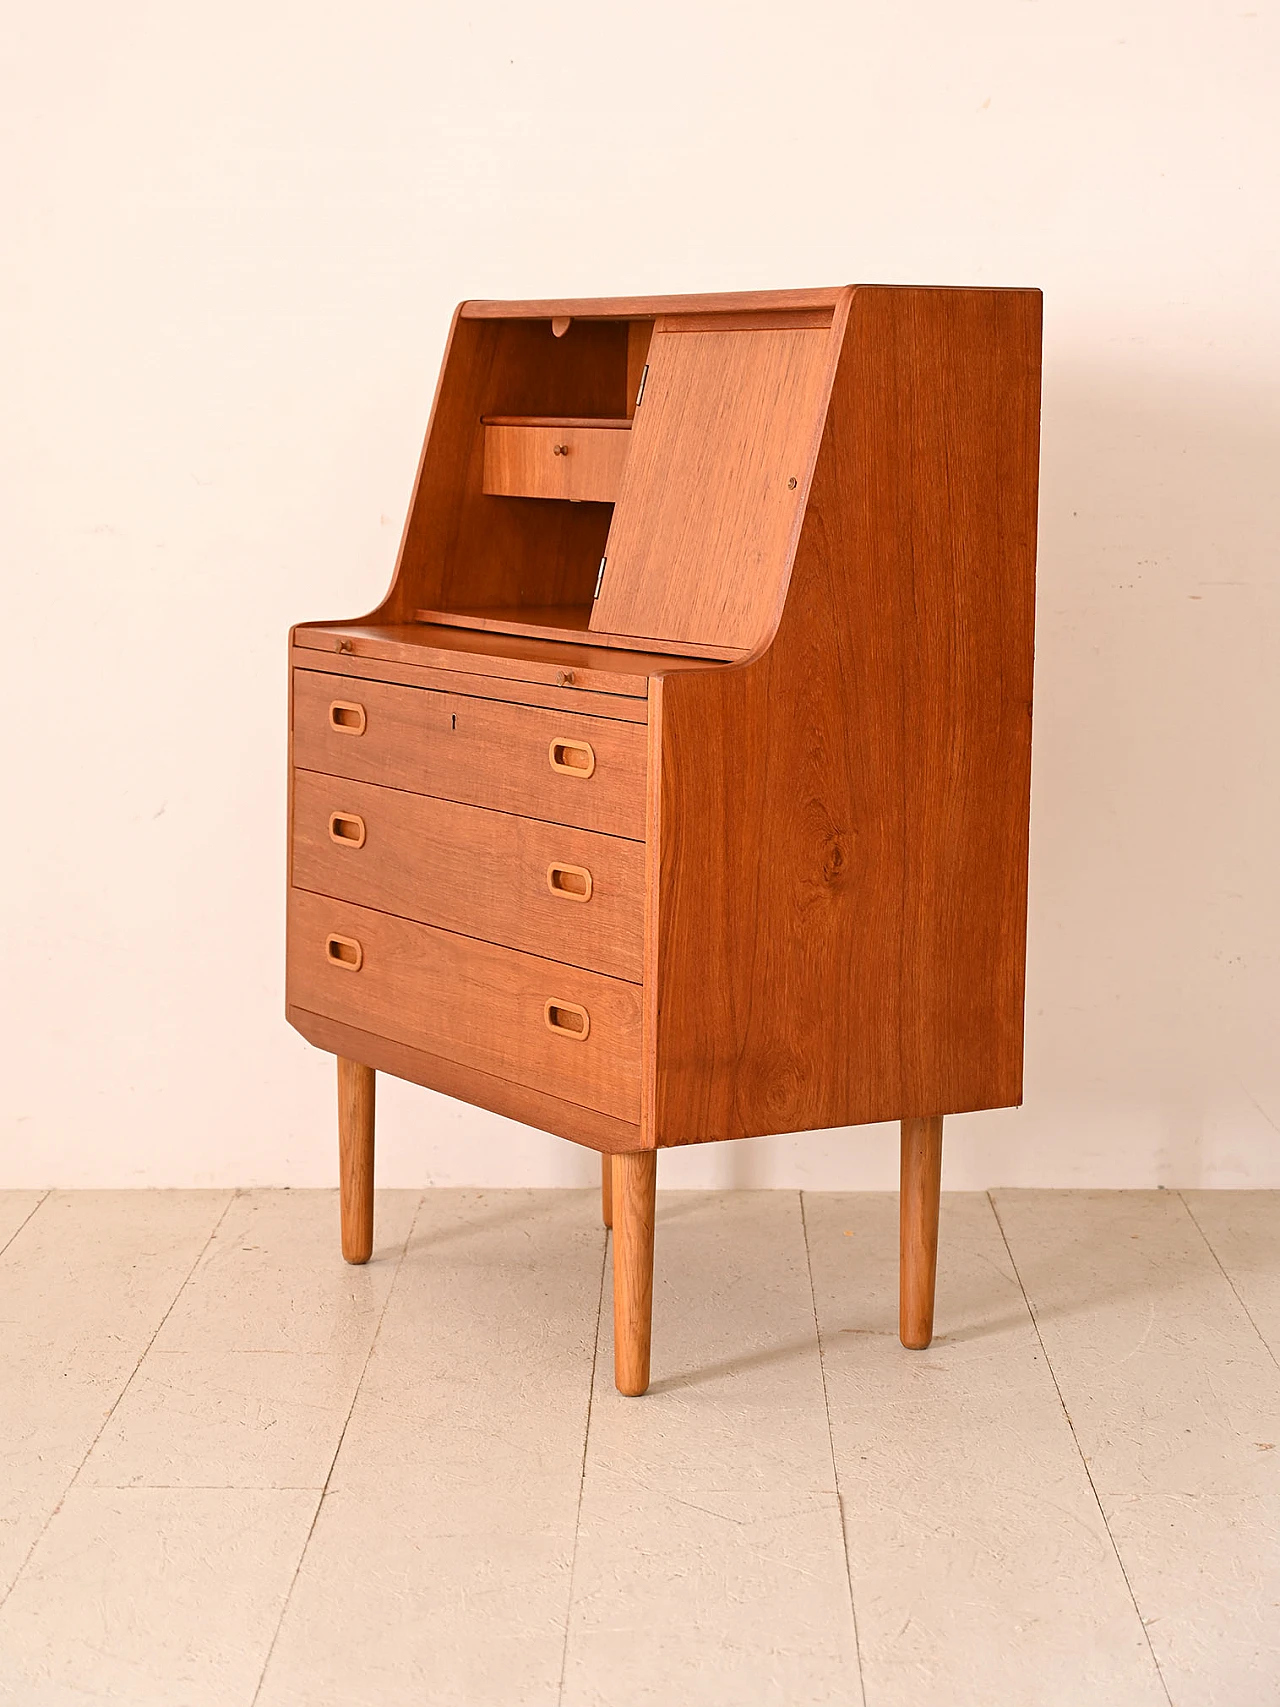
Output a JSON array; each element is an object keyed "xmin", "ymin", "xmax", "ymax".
[{"xmin": 821, "ymin": 838, "xmax": 847, "ymax": 885}]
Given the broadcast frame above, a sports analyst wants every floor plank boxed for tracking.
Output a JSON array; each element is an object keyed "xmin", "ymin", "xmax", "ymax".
[
  {"xmin": 562, "ymin": 1192, "xmax": 860, "ymax": 1707},
  {"xmin": 0, "ymin": 1187, "xmax": 1275, "ymax": 1706},
  {"xmin": 990, "ymin": 1191, "xmax": 1280, "ymax": 1496},
  {"xmin": 805, "ymin": 1191, "xmax": 1166, "ymax": 1707},
  {"xmin": 81, "ymin": 1190, "xmax": 420, "ymax": 1490},
  {"xmin": 256, "ymin": 1190, "xmax": 605, "ymax": 1707},
  {"xmin": 148, "ymin": 1188, "xmax": 421, "ymax": 1357},
  {"xmin": 0, "ymin": 1191, "xmax": 47, "ymax": 1254},
  {"xmin": 1102, "ymin": 1491, "xmax": 1280, "ymax": 1707},
  {"xmin": 1181, "ymin": 1190, "xmax": 1280, "ymax": 1364},
  {"xmin": 0, "ymin": 1487, "xmax": 317, "ymax": 1707},
  {"xmin": 992, "ymin": 1189, "xmax": 1280, "ymax": 1705},
  {"xmin": 565, "ymin": 1488, "xmax": 857, "ymax": 1707},
  {"xmin": 0, "ymin": 1191, "xmax": 231, "ymax": 1599}
]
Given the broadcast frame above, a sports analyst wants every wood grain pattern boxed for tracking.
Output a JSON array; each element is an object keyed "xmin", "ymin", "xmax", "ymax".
[
  {"xmin": 612, "ymin": 1150, "xmax": 656, "ymax": 1395},
  {"xmin": 337, "ymin": 1057, "xmax": 375, "ymax": 1264},
  {"xmin": 482, "ymin": 423, "xmax": 630, "ymax": 504},
  {"xmin": 292, "ymin": 669, "xmax": 648, "ymax": 838},
  {"xmin": 591, "ymin": 325, "xmax": 837, "ymax": 651},
  {"xmin": 648, "ymin": 285, "xmax": 1041, "ymax": 1143},
  {"xmin": 291, "ymin": 769, "xmax": 644, "ymax": 980},
  {"xmin": 290, "ymin": 1006, "xmax": 643, "ymax": 1153},
  {"xmin": 900, "ymin": 1115, "xmax": 943, "ymax": 1348},
  {"xmin": 288, "ymin": 890, "xmax": 643, "ymax": 1123},
  {"xmin": 660, "ymin": 309, "xmax": 833, "ymax": 332}
]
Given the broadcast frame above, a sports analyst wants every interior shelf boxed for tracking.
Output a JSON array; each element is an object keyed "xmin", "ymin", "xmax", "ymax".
[
  {"xmin": 412, "ymin": 606, "xmax": 744, "ymax": 662},
  {"xmin": 480, "ymin": 415, "xmax": 632, "ymax": 430}
]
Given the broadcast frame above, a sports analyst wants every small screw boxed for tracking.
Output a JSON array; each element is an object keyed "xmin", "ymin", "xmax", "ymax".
[{"xmin": 787, "ymin": 477, "xmax": 798, "ymax": 490}]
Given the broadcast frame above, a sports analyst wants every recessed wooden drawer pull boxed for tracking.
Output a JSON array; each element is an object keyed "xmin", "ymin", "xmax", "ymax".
[
  {"xmin": 328, "ymin": 812, "xmax": 366, "ymax": 848},
  {"xmin": 547, "ymin": 862, "xmax": 593, "ymax": 902},
  {"xmin": 548, "ymin": 738, "xmax": 595, "ymax": 777},
  {"xmin": 325, "ymin": 934, "xmax": 363, "ymax": 971},
  {"xmin": 328, "ymin": 700, "xmax": 367, "ymax": 736},
  {"xmin": 544, "ymin": 999, "xmax": 590, "ymax": 1040}
]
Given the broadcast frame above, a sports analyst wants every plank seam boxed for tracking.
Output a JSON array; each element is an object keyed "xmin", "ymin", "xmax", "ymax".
[
  {"xmin": 0, "ymin": 1190, "xmax": 237, "ymax": 1613},
  {"xmin": 249, "ymin": 1191, "xmax": 425, "ymax": 1705},
  {"xmin": 1179, "ymin": 1191, "xmax": 1280, "ymax": 1377},
  {"xmin": 556, "ymin": 1219, "xmax": 611, "ymax": 1704},
  {"xmin": 800, "ymin": 1190, "xmax": 868, "ymax": 1707},
  {"xmin": 986, "ymin": 1191, "xmax": 1175, "ymax": 1707},
  {"xmin": 0, "ymin": 1189, "xmax": 50, "ymax": 1262}
]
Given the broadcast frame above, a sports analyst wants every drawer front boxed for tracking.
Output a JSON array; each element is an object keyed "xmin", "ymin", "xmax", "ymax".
[
  {"xmin": 287, "ymin": 889, "xmax": 642, "ymax": 1123},
  {"xmin": 292, "ymin": 670, "xmax": 646, "ymax": 839},
  {"xmin": 483, "ymin": 423, "xmax": 630, "ymax": 503},
  {"xmin": 291, "ymin": 771, "xmax": 645, "ymax": 982}
]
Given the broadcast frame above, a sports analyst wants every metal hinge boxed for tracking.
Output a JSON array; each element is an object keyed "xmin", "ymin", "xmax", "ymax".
[
  {"xmin": 593, "ymin": 557, "xmax": 607, "ymax": 599},
  {"xmin": 634, "ymin": 363, "xmax": 649, "ymax": 408}
]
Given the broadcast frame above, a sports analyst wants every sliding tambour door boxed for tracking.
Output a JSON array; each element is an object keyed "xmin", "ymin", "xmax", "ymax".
[{"xmin": 590, "ymin": 316, "xmax": 838, "ymax": 653}]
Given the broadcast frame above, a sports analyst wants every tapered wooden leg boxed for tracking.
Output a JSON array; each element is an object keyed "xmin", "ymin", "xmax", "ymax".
[
  {"xmin": 612, "ymin": 1151, "xmax": 656, "ymax": 1396},
  {"xmin": 601, "ymin": 1153, "xmax": 613, "ymax": 1229},
  {"xmin": 900, "ymin": 1115, "xmax": 943, "ymax": 1349},
  {"xmin": 337, "ymin": 1057, "xmax": 375, "ymax": 1265}
]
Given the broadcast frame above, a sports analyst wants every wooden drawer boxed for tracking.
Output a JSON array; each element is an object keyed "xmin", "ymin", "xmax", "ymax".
[
  {"xmin": 292, "ymin": 670, "xmax": 647, "ymax": 839},
  {"xmin": 291, "ymin": 770, "xmax": 644, "ymax": 982},
  {"xmin": 287, "ymin": 889, "xmax": 642, "ymax": 1123},
  {"xmin": 483, "ymin": 422, "xmax": 630, "ymax": 503}
]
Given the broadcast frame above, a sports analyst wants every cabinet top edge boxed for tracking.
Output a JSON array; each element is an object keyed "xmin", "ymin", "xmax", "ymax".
[
  {"xmin": 458, "ymin": 285, "xmax": 1042, "ymax": 320},
  {"xmin": 460, "ymin": 288, "xmax": 848, "ymax": 319}
]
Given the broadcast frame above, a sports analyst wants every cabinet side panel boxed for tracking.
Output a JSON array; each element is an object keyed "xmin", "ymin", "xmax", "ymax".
[{"xmin": 652, "ymin": 287, "xmax": 1042, "ymax": 1143}]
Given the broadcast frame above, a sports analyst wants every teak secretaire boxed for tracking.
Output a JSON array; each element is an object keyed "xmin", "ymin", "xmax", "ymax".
[{"xmin": 286, "ymin": 285, "xmax": 1043, "ymax": 1394}]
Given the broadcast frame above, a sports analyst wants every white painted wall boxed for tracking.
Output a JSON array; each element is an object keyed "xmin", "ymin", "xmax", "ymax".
[{"xmin": 3, "ymin": 1, "xmax": 1277, "ymax": 1189}]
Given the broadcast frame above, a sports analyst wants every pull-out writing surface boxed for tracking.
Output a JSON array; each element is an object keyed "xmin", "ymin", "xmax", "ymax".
[{"xmin": 590, "ymin": 321, "xmax": 838, "ymax": 652}]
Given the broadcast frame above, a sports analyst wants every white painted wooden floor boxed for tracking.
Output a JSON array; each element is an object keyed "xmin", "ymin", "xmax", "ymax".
[{"xmin": 0, "ymin": 1189, "xmax": 1277, "ymax": 1706}]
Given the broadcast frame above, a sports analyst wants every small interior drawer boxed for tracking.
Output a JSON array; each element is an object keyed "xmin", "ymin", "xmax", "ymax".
[
  {"xmin": 292, "ymin": 670, "xmax": 647, "ymax": 839},
  {"xmin": 482, "ymin": 423, "xmax": 630, "ymax": 504},
  {"xmin": 291, "ymin": 771, "xmax": 645, "ymax": 981},
  {"xmin": 286, "ymin": 889, "xmax": 642, "ymax": 1123}
]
